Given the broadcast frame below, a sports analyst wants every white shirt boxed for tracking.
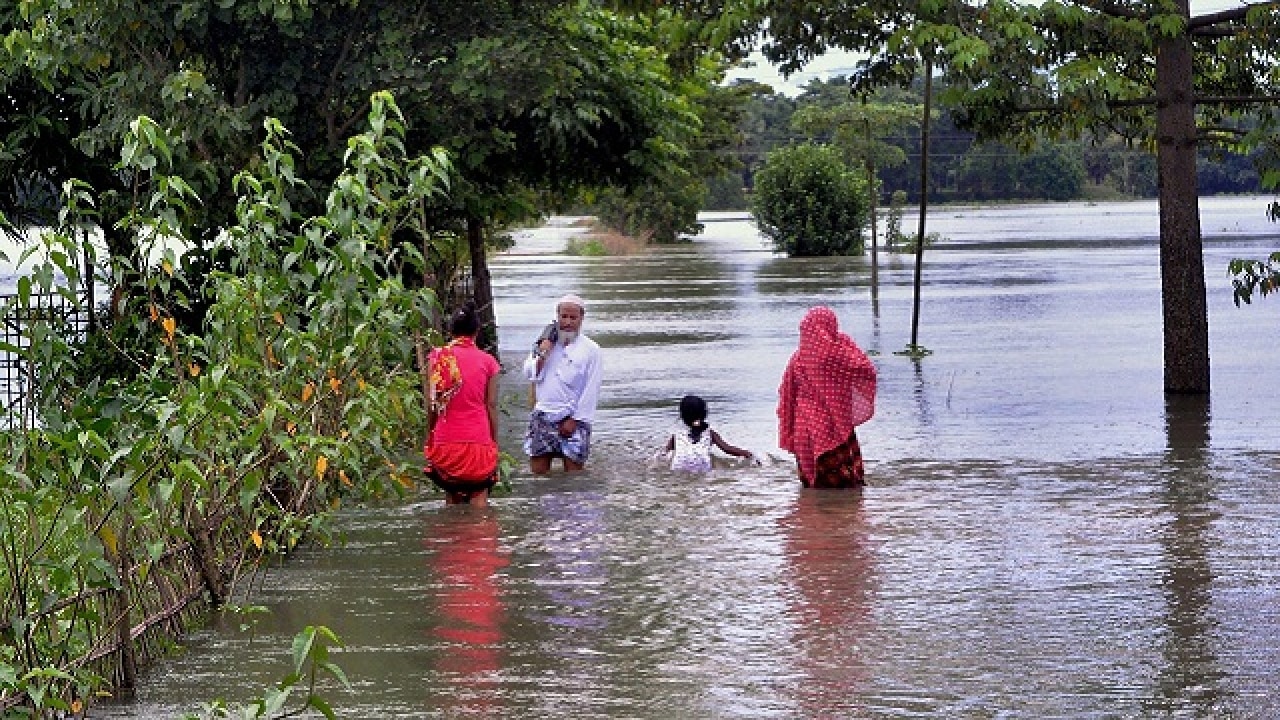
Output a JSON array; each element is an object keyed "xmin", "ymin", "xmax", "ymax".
[
  {"xmin": 670, "ymin": 429, "xmax": 713, "ymax": 473},
  {"xmin": 522, "ymin": 334, "xmax": 603, "ymax": 424}
]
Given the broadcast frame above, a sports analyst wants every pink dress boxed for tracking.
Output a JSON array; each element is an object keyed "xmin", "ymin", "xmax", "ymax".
[{"xmin": 426, "ymin": 337, "xmax": 500, "ymax": 485}]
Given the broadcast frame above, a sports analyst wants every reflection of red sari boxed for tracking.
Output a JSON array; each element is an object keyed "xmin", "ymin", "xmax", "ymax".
[
  {"xmin": 426, "ymin": 511, "xmax": 508, "ymax": 711},
  {"xmin": 777, "ymin": 307, "xmax": 876, "ymax": 486},
  {"xmin": 781, "ymin": 491, "xmax": 874, "ymax": 711}
]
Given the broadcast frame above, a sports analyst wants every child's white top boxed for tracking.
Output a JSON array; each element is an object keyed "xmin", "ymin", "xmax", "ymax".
[{"xmin": 671, "ymin": 428, "xmax": 713, "ymax": 473}]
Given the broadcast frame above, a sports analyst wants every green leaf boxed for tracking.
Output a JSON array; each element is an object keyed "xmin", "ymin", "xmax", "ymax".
[
  {"xmin": 108, "ymin": 477, "xmax": 132, "ymax": 503},
  {"xmin": 166, "ymin": 423, "xmax": 185, "ymax": 449},
  {"xmin": 291, "ymin": 626, "xmax": 317, "ymax": 673},
  {"xmin": 308, "ymin": 695, "xmax": 338, "ymax": 720},
  {"xmin": 318, "ymin": 660, "xmax": 352, "ymax": 691}
]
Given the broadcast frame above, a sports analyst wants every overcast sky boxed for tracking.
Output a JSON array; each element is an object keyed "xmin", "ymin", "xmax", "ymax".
[{"xmin": 724, "ymin": 0, "xmax": 1252, "ymax": 96}]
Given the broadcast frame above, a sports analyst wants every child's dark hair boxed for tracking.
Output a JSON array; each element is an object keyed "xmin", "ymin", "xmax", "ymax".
[
  {"xmin": 449, "ymin": 301, "xmax": 480, "ymax": 337},
  {"xmin": 679, "ymin": 395, "xmax": 709, "ymax": 442}
]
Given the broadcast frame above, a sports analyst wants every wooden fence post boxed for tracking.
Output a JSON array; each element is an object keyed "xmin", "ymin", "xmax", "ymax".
[
  {"xmin": 190, "ymin": 514, "xmax": 227, "ymax": 607},
  {"xmin": 110, "ymin": 517, "xmax": 138, "ymax": 694}
]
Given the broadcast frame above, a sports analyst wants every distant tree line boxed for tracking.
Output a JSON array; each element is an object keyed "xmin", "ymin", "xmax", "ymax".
[{"xmin": 705, "ymin": 76, "xmax": 1268, "ymax": 211}]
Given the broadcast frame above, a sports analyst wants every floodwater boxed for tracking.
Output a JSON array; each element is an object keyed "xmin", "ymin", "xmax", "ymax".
[{"xmin": 101, "ymin": 197, "xmax": 1280, "ymax": 718}]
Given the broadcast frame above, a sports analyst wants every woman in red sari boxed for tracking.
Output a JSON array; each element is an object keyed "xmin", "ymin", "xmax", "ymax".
[
  {"xmin": 777, "ymin": 306, "xmax": 877, "ymax": 488},
  {"xmin": 425, "ymin": 303, "xmax": 502, "ymax": 505}
]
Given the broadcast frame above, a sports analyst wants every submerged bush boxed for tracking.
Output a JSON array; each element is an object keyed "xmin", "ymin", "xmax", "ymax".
[{"xmin": 751, "ymin": 142, "xmax": 869, "ymax": 257}]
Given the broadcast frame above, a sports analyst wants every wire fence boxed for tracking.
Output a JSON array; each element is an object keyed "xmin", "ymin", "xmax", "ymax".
[{"xmin": 0, "ymin": 288, "xmax": 93, "ymax": 430}]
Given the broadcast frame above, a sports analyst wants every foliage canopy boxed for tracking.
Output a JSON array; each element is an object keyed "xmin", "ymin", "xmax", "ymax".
[{"xmin": 752, "ymin": 142, "xmax": 869, "ymax": 257}]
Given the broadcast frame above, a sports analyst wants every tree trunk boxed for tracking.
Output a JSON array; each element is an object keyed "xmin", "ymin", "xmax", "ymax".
[
  {"xmin": 466, "ymin": 216, "xmax": 499, "ymax": 357},
  {"xmin": 189, "ymin": 517, "xmax": 226, "ymax": 607},
  {"xmin": 865, "ymin": 117, "xmax": 879, "ymax": 271},
  {"xmin": 910, "ymin": 57, "xmax": 933, "ymax": 350},
  {"xmin": 109, "ymin": 517, "xmax": 138, "ymax": 694},
  {"xmin": 1155, "ymin": 10, "xmax": 1210, "ymax": 395}
]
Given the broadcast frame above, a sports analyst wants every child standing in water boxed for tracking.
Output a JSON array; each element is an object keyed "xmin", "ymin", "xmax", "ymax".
[{"xmin": 663, "ymin": 395, "xmax": 756, "ymax": 472}]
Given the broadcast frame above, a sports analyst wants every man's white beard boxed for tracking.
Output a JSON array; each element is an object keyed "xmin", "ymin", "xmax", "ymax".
[{"xmin": 558, "ymin": 330, "xmax": 578, "ymax": 345}]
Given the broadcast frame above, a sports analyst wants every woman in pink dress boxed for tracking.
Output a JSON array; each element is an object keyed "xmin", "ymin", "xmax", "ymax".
[
  {"xmin": 777, "ymin": 306, "xmax": 877, "ymax": 488},
  {"xmin": 425, "ymin": 303, "xmax": 502, "ymax": 505}
]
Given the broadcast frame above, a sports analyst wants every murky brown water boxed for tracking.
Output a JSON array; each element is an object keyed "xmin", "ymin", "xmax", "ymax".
[{"xmin": 102, "ymin": 198, "xmax": 1280, "ymax": 718}]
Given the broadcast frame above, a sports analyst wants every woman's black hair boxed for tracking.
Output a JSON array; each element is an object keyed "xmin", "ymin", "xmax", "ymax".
[
  {"xmin": 679, "ymin": 394, "xmax": 709, "ymax": 442},
  {"xmin": 449, "ymin": 301, "xmax": 480, "ymax": 337}
]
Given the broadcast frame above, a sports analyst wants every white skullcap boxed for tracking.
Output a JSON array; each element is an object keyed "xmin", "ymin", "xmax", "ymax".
[{"xmin": 556, "ymin": 294, "xmax": 587, "ymax": 312}]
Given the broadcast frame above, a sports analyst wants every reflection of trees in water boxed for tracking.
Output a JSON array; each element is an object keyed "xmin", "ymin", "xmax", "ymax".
[
  {"xmin": 752, "ymin": 256, "xmax": 875, "ymax": 299},
  {"xmin": 1146, "ymin": 395, "xmax": 1229, "ymax": 715},
  {"xmin": 779, "ymin": 491, "xmax": 875, "ymax": 714},
  {"xmin": 426, "ymin": 509, "xmax": 509, "ymax": 715},
  {"xmin": 910, "ymin": 357, "xmax": 934, "ymax": 429}
]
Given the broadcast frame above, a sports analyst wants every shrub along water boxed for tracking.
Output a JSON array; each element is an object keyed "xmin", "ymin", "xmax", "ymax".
[
  {"xmin": 0, "ymin": 93, "xmax": 449, "ymax": 717},
  {"xmin": 751, "ymin": 142, "xmax": 870, "ymax": 257}
]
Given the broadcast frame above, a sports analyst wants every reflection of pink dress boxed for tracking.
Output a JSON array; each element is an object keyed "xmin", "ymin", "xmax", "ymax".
[{"xmin": 427, "ymin": 513, "xmax": 508, "ymax": 712}]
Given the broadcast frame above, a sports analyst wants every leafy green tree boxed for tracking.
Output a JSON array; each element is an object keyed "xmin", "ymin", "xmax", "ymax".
[
  {"xmin": 584, "ymin": 14, "xmax": 749, "ymax": 244},
  {"xmin": 732, "ymin": 80, "xmax": 802, "ymax": 192},
  {"xmin": 792, "ymin": 94, "xmax": 920, "ymax": 255},
  {"xmin": 751, "ymin": 142, "xmax": 869, "ymax": 256},
  {"xmin": 751, "ymin": 0, "xmax": 1280, "ymax": 394},
  {"xmin": 954, "ymin": 142, "xmax": 1020, "ymax": 201},
  {"xmin": 3, "ymin": 0, "xmax": 717, "ymax": 346},
  {"xmin": 792, "ymin": 97, "xmax": 918, "ymax": 178},
  {"xmin": 1019, "ymin": 145, "xmax": 1086, "ymax": 201}
]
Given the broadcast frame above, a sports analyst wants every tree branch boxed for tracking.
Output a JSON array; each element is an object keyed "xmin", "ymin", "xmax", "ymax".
[
  {"xmin": 1007, "ymin": 98, "xmax": 1150, "ymax": 115},
  {"xmin": 1073, "ymin": 0, "xmax": 1148, "ymax": 21},
  {"xmin": 234, "ymin": 57, "xmax": 248, "ymax": 108},
  {"xmin": 1199, "ymin": 126, "xmax": 1248, "ymax": 137},
  {"xmin": 333, "ymin": 100, "xmax": 373, "ymax": 146},
  {"xmin": 323, "ymin": 33, "xmax": 357, "ymax": 148},
  {"xmin": 1195, "ymin": 94, "xmax": 1280, "ymax": 105},
  {"xmin": 1188, "ymin": 2, "xmax": 1279, "ymax": 30},
  {"xmin": 1013, "ymin": 93, "xmax": 1280, "ymax": 114},
  {"xmin": 1190, "ymin": 25, "xmax": 1245, "ymax": 38}
]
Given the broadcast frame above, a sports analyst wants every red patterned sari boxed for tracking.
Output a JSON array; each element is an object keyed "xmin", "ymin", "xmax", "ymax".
[{"xmin": 777, "ymin": 307, "xmax": 877, "ymax": 488}]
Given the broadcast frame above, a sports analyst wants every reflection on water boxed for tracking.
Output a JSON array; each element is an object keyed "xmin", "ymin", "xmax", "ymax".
[
  {"xmin": 102, "ymin": 202, "xmax": 1280, "ymax": 719},
  {"xmin": 780, "ymin": 491, "xmax": 874, "ymax": 716},
  {"xmin": 426, "ymin": 508, "xmax": 508, "ymax": 716},
  {"xmin": 1149, "ymin": 395, "xmax": 1226, "ymax": 716},
  {"xmin": 529, "ymin": 489, "xmax": 608, "ymax": 634}
]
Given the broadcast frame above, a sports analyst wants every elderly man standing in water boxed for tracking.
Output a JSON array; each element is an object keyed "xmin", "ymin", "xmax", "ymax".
[{"xmin": 523, "ymin": 294, "xmax": 604, "ymax": 474}]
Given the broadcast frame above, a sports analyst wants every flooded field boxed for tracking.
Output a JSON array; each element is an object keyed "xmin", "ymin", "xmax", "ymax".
[{"xmin": 99, "ymin": 197, "xmax": 1280, "ymax": 718}]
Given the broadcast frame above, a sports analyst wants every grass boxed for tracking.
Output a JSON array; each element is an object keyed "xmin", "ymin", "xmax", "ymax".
[{"xmin": 564, "ymin": 218, "xmax": 652, "ymax": 256}]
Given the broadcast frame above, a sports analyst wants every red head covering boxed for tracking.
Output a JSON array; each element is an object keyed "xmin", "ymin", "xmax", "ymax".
[{"xmin": 777, "ymin": 306, "xmax": 877, "ymax": 482}]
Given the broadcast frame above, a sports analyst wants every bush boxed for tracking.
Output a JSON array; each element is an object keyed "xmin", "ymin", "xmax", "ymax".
[
  {"xmin": 1020, "ymin": 145, "xmax": 1085, "ymax": 201},
  {"xmin": 0, "ymin": 93, "xmax": 446, "ymax": 714},
  {"xmin": 591, "ymin": 180, "xmax": 704, "ymax": 245},
  {"xmin": 751, "ymin": 143, "xmax": 869, "ymax": 257}
]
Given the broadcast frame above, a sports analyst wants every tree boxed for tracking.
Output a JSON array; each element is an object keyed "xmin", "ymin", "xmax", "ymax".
[
  {"xmin": 751, "ymin": 142, "xmax": 869, "ymax": 256},
  {"xmin": 752, "ymin": 0, "xmax": 1280, "ymax": 394},
  {"xmin": 731, "ymin": 80, "xmax": 802, "ymax": 192},
  {"xmin": 1019, "ymin": 145, "xmax": 1086, "ymax": 202},
  {"xmin": 3, "ymin": 0, "xmax": 716, "ymax": 345},
  {"xmin": 955, "ymin": 141, "xmax": 1021, "ymax": 201},
  {"xmin": 791, "ymin": 94, "xmax": 920, "ymax": 259}
]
